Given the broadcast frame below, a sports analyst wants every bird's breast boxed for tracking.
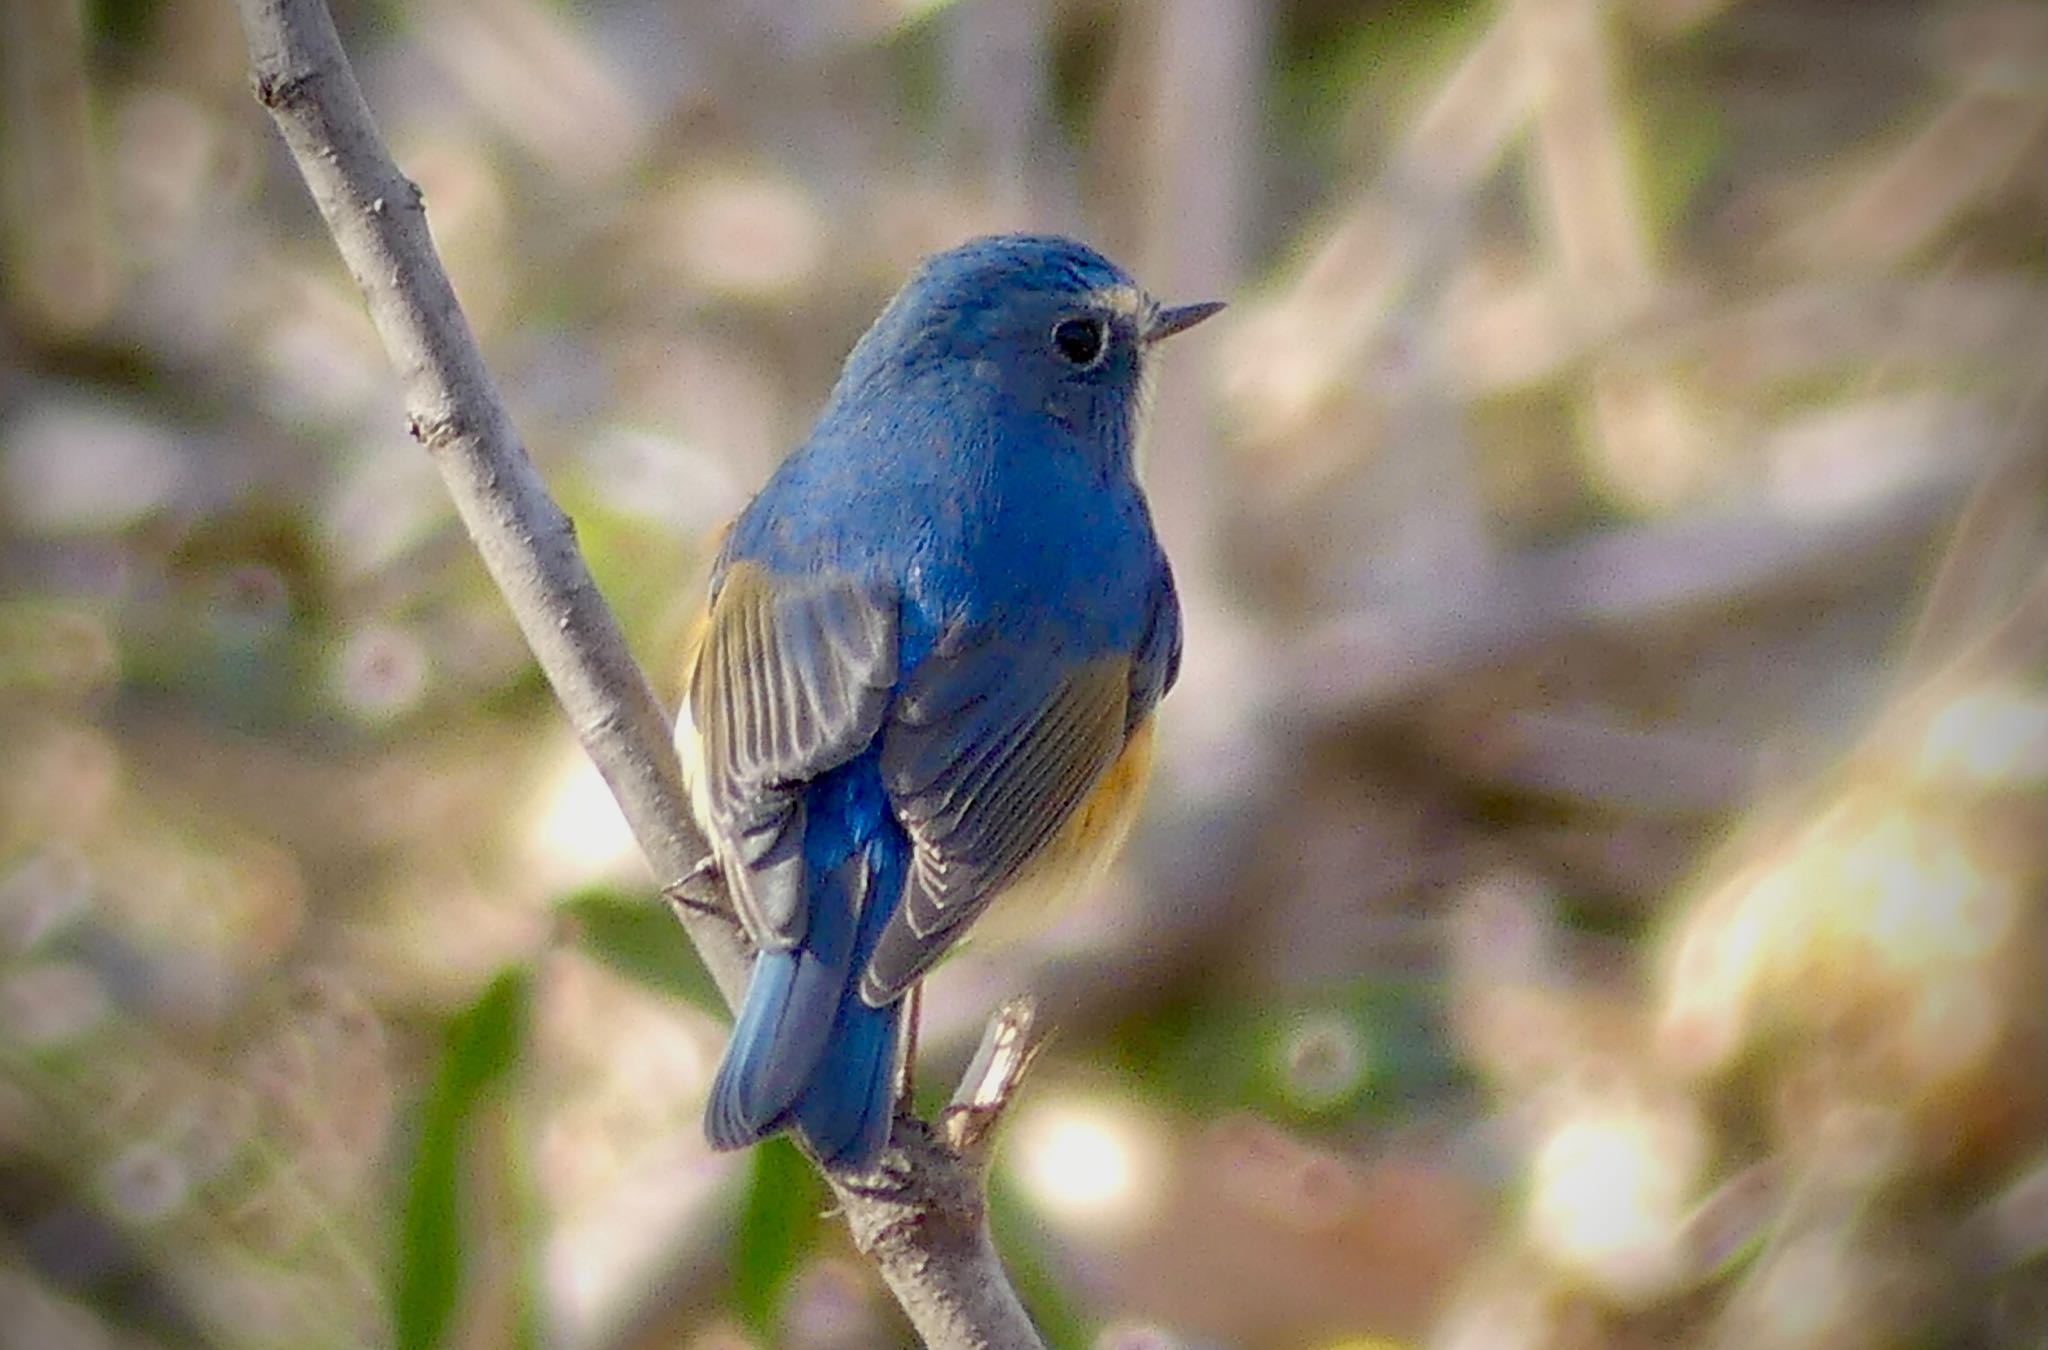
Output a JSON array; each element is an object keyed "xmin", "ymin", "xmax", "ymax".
[{"xmin": 915, "ymin": 459, "xmax": 1154, "ymax": 627}]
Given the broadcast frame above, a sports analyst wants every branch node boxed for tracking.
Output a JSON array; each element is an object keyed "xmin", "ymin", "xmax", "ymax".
[
  {"xmin": 253, "ymin": 69, "xmax": 310, "ymax": 109},
  {"xmin": 407, "ymin": 409, "xmax": 467, "ymax": 450}
]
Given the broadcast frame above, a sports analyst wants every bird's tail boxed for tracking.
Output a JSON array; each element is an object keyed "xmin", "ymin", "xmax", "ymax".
[{"xmin": 705, "ymin": 843, "xmax": 903, "ymax": 1171}]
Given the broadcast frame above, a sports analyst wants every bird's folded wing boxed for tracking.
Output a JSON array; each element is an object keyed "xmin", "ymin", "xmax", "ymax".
[
  {"xmin": 687, "ymin": 561, "xmax": 897, "ymax": 948},
  {"xmin": 864, "ymin": 638, "xmax": 1130, "ymax": 1005},
  {"xmin": 1129, "ymin": 563, "xmax": 1183, "ymax": 728}
]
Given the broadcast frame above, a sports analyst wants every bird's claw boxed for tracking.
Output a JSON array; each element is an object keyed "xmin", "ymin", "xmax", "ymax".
[{"xmin": 662, "ymin": 856, "xmax": 726, "ymax": 918}]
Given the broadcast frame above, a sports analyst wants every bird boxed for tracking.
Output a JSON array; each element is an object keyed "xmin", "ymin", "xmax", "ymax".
[{"xmin": 676, "ymin": 233, "xmax": 1222, "ymax": 1170}]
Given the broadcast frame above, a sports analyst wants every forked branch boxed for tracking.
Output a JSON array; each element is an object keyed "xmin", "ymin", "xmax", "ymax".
[{"xmin": 231, "ymin": 1, "xmax": 1046, "ymax": 1344}]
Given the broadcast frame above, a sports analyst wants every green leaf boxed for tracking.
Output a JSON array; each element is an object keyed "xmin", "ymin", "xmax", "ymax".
[
  {"xmin": 730, "ymin": 1135, "xmax": 823, "ymax": 1333},
  {"xmin": 395, "ymin": 970, "xmax": 532, "ymax": 1350},
  {"xmin": 559, "ymin": 885, "xmax": 723, "ymax": 1011}
]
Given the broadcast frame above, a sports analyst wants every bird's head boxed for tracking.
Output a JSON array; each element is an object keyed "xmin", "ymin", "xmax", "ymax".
[{"xmin": 831, "ymin": 234, "xmax": 1223, "ymax": 465}]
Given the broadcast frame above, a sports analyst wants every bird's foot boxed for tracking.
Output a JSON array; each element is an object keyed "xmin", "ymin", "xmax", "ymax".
[
  {"xmin": 830, "ymin": 1128, "xmax": 922, "ymax": 1200},
  {"xmin": 661, "ymin": 856, "xmax": 726, "ymax": 918}
]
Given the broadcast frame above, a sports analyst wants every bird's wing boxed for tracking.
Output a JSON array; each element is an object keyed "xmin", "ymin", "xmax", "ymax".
[
  {"xmin": 1128, "ymin": 562, "xmax": 1183, "ymax": 730},
  {"xmin": 863, "ymin": 634, "xmax": 1131, "ymax": 1004},
  {"xmin": 684, "ymin": 560, "xmax": 897, "ymax": 949}
]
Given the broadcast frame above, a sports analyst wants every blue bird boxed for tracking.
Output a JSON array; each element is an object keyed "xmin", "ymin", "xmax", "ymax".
[{"xmin": 677, "ymin": 234, "xmax": 1221, "ymax": 1170}]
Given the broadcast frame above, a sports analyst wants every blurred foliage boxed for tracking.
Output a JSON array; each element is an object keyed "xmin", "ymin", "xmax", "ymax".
[
  {"xmin": 729, "ymin": 1138, "xmax": 822, "ymax": 1336},
  {"xmin": 2, "ymin": 0, "xmax": 2046, "ymax": 1346},
  {"xmin": 396, "ymin": 969, "xmax": 533, "ymax": 1350},
  {"xmin": 1105, "ymin": 980, "xmax": 1466, "ymax": 1126},
  {"xmin": 558, "ymin": 886, "xmax": 722, "ymax": 1013}
]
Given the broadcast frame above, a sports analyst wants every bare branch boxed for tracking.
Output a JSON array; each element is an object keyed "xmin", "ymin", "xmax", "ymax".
[
  {"xmin": 833, "ymin": 1118, "xmax": 1042, "ymax": 1349},
  {"xmin": 231, "ymin": 1, "xmax": 1047, "ymax": 1344}
]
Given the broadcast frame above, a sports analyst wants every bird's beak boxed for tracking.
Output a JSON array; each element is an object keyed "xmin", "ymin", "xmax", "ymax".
[{"xmin": 1143, "ymin": 300, "xmax": 1226, "ymax": 343}]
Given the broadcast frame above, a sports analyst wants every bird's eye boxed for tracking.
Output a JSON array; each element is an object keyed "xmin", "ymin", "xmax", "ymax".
[{"xmin": 1050, "ymin": 316, "xmax": 1108, "ymax": 368}]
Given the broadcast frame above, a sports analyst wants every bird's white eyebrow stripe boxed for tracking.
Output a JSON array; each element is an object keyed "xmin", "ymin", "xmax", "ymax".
[{"xmin": 1086, "ymin": 284, "xmax": 1150, "ymax": 324}]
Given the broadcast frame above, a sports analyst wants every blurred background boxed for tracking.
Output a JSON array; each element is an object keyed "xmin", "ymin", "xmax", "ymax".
[{"xmin": 3, "ymin": 0, "xmax": 2048, "ymax": 1346}]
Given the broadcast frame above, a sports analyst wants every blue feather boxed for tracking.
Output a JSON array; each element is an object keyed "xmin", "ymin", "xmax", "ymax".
[
  {"xmin": 790, "ymin": 991, "xmax": 898, "ymax": 1169},
  {"xmin": 704, "ymin": 756, "xmax": 906, "ymax": 1169}
]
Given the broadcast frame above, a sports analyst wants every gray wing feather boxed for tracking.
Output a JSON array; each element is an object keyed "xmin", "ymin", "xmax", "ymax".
[
  {"xmin": 689, "ymin": 563, "xmax": 896, "ymax": 947},
  {"xmin": 862, "ymin": 639, "xmax": 1128, "ymax": 1004}
]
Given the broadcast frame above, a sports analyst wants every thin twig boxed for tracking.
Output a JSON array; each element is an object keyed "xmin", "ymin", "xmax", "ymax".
[
  {"xmin": 943, "ymin": 997, "xmax": 1046, "ymax": 1157},
  {"xmin": 230, "ymin": 2, "xmax": 1047, "ymax": 1345}
]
